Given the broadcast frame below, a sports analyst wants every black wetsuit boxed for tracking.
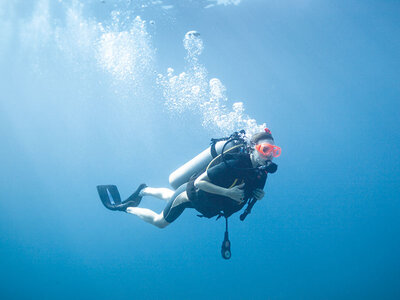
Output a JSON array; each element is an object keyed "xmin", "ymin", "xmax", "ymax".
[{"xmin": 163, "ymin": 153, "xmax": 268, "ymax": 223}]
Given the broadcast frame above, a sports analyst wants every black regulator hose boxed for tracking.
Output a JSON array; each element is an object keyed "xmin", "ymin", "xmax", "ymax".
[
  {"xmin": 240, "ymin": 198, "xmax": 257, "ymax": 221},
  {"xmin": 220, "ymin": 131, "xmax": 248, "ymax": 170},
  {"xmin": 221, "ymin": 217, "xmax": 231, "ymax": 259}
]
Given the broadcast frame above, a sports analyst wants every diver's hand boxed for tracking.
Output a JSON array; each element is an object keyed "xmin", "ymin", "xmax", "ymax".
[
  {"xmin": 253, "ymin": 188, "xmax": 265, "ymax": 200},
  {"xmin": 225, "ymin": 183, "xmax": 245, "ymax": 203}
]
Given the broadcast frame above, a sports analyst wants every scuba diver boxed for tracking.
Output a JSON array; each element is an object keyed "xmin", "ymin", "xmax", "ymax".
[{"xmin": 97, "ymin": 128, "xmax": 281, "ymax": 259}]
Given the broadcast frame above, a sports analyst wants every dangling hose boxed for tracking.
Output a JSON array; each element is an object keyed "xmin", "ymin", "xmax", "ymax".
[
  {"xmin": 240, "ymin": 197, "xmax": 257, "ymax": 221},
  {"xmin": 221, "ymin": 217, "xmax": 231, "ymax": 259}
]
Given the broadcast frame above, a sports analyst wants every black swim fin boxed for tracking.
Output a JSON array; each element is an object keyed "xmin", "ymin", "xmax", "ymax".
[
  {"xmin": 97, "ymin": 185, "xmax": 122, "ymax": 210},
  {"xmin": 97, "ymin": 184, "xmax": 147, "ymax": 211}
]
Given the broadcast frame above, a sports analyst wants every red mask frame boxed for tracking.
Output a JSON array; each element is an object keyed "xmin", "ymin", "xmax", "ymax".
[{"xmin": 255, "ymin": 143, "xmax": 281, "ymax": 158}]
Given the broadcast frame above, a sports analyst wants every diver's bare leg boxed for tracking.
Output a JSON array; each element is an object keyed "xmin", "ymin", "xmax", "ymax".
[
  {"xmin": 140, "ymin": 187, "xmax": 174, "ymax": 202},
  {"xmin": 126, "ymin": 207, "xmax": 169, "ymax": 228}
]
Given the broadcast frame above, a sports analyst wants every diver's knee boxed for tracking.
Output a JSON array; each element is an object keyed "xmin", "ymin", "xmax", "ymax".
[
  {"xmin": 155, "ymin": 216, "xmax": 170, "ymax": 229},
  {"xmin": 156, "ymin": 222, "xmax": 169, "ymax": 229}
]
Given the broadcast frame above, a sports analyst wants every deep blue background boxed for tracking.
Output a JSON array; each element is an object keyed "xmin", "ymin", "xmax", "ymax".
[{"xmin": 1, "ymin": 0, "xmax": 399, "ymax": 299}]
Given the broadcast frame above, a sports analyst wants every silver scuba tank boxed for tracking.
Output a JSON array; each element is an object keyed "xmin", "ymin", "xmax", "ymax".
[{"xmin": 169, "ymin": 140, "xmax": 238, "ymax": 190}]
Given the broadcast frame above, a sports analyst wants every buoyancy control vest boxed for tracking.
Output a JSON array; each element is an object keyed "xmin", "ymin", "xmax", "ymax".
[
  {"xmin": 186, "ymin": 152, "xmax": 267, "ymax": 219},
  {"xmin": 169, "ymin": 131, "xmax": 278, "ymax": 259}
]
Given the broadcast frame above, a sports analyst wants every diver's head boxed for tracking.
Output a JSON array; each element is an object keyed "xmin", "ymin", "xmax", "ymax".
[{"xmin": 250, "ymin": 128, "xmax": 281, "ymax": 166}]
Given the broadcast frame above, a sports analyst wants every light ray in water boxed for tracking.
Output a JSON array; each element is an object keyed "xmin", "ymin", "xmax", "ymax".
[
  {"xmin": 15, "ymin": 0, "xmax": 155, "ymax": 93},
  {"xmin": 5, "ymin": 0, "xmax": 266, "ymax": 136}
]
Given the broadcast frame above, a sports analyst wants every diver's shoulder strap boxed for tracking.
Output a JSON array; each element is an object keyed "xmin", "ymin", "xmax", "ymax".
[
  {"xmin": 210, "ymin": 136, "xmax": 230, "ymax": 158},
  {"xmin": 210, "ymin": 142, "xmax": 218, "ymax": 158}
]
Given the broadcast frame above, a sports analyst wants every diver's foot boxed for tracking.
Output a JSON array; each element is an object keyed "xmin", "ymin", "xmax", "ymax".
[
  {"xmin": 112, "ymin": 200, "xmax": 140, "ymax": 211},
  {"xmin": 97, "ymin": 183, "xmax": 147, "ymax": 211},
  {"xmin": 120, "ymin": 183, "xmax": 147, "ymax": 209}
]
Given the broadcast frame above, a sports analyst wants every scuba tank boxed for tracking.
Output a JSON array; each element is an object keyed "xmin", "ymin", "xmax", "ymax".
[{"xmin": 169, "ymin": 131, "xmax": 247, "ymax": 190}]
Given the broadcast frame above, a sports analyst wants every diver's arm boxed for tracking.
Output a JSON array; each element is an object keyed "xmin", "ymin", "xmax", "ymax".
[{"xmin": 194, "ymin": 171, "xmax": 245, "ymax": 203}]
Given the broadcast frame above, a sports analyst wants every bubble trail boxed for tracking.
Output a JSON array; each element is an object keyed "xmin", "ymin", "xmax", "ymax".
[{"xmin": 158, "ymin": 30, "xmax": 267, "ymax": 136}]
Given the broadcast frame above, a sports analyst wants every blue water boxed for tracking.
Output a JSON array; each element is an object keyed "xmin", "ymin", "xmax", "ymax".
[{"xmin": 1, "ymin": 1, "xmax": 400, "ymax": 299}]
